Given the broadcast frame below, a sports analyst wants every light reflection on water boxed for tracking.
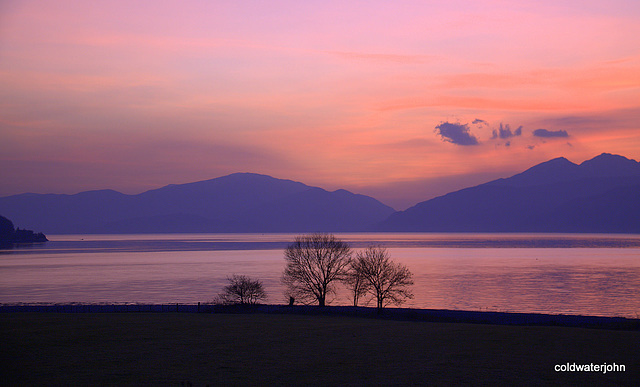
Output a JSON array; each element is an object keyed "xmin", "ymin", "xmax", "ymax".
[{"xmin": 1, "ymin": 233, "xmax": 639, "ymax": 318}]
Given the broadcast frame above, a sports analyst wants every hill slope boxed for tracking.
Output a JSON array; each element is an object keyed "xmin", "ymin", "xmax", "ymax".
[
  {"xmin": 378, "ymin": 153, "xmax": 640, "ymax": 233},
  {"xmin": 0, "ymin": 215, "xmax": 48, "ymax": 246},
  {"xmin": 0, "ymin": 173, "xmax": 395, "ymax": 234}
]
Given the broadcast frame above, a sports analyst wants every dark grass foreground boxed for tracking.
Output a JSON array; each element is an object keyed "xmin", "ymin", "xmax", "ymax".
[
  {"xmin": 2, "ymin": 303, "xmax": 639, "ymax": 330},
  {"xmin": 1, "ymin": 310, "xmax": 639, "ymax": 386}
]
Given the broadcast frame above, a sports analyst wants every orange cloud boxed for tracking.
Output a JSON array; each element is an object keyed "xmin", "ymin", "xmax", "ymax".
[{"xmin": 327, "ymin": 51, "xmax": 434, "ymax": 64}]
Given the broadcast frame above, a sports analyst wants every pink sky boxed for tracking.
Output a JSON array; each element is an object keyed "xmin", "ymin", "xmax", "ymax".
[{"xmin": 1, "ymin": 0, "xmax": 639, "ymax": 209}]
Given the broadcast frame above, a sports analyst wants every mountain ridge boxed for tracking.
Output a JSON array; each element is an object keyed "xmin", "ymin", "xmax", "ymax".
[
  {"xmin": 378, "ymin": 153, "xmax": 640, "ymax": 233},
  {"xmin": 0, "ymin": 173, "xmax": 394, "ymax": 234},
  {"xmin": 1, "ymin": 153, "xmax": 638, "ymax": 234}
]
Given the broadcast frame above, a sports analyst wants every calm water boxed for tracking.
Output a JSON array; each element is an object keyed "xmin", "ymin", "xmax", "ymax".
[{"xmin": 1, "ymin": 233, "xmax": 639, "ymax": 318}]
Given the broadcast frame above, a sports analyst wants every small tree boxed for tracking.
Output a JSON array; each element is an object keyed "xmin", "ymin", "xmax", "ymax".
[
  {"xmin": 282, "ymin": 233, "xmax": 352, "ymax": 306},
  {"xmin": 345, "ymin": 267, "xmax": 370, "ymax": 307},
  {"xmin": 216, "ymin": 274, "xmax": 267, "ymax": 305},
  {"xmin": 351, "ymin": 246, "xmax": 413, "ymax": 310}
]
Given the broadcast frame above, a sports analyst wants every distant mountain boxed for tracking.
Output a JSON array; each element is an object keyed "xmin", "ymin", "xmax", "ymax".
[
  {"xmin": 0, "ymin": 173, "xmax": 395, "ymax": 234},
  {"xmin": 3, "ymin": 154, "xmax": 638, "ymax": 234},
  {"xmin": 378, "ymin": 153, "xmax": 640, "ymax": 233}
]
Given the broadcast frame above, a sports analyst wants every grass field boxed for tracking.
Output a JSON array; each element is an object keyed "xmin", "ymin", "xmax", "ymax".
[{"xmin": 1, "ymin": 312, "xmax": 638, "ymax": 386}]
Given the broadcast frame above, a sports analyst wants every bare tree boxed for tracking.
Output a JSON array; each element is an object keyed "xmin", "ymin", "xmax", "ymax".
[
  {"xmin": 215, "ymin": 274, "xmax": 267, "ymax": 305},
  {"xmin": 351, "ymin": 246, "xmax": 413, "ymax": 310},
  {"xmin": 282, "ymin": 233, "xmax": 352, "ymax": 306},
  {"xmin": 344, "ymin": 267, "xmax": 370, "ymax": 307}
]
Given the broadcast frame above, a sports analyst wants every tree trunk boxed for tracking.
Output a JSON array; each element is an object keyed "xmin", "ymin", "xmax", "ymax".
[{"xmin": 318, "ymin": 297, "xmax": 325, "ymax": 307}]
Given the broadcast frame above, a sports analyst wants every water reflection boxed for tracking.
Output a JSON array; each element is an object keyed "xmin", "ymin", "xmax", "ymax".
[
  {"xmin": 1, "ymin": 234, "xmax": 639, "ymax": 318},
  {"xmin": 3, "ymin": 232, "xmax": 640, "ymax": 255}
]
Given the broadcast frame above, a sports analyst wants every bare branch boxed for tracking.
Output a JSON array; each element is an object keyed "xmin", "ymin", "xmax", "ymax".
[
  {"xmin": 215, "ymin": 274, "xmax": 267, "ymax": 305},
  {"xmin": 351, "ymin": 246, "xmax": 413, "ymax": 309},
  {"xmin": 282, "ymin": 233, "xmax": 352, "ymax": 306}
]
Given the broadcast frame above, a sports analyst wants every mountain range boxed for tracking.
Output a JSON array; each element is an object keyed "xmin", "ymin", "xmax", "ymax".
[
  {"xmin": 0, "ymin": 153, "xmax": 638, "ymax": 234},
  {"xmin": 0, "ymin": 173, "xmax": 394, "ymax": 233},
  {"xmin": 378, "ymin": 153, "xmax": 640, "ymax": 233}
]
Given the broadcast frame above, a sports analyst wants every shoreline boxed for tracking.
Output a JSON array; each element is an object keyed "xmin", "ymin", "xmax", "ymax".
[{"xmin": 2, "ymin": 303, "xmax": 638, "ymax": 330}]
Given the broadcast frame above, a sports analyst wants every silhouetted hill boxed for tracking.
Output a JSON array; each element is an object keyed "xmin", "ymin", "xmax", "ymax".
[
  {"xmin": 0, "ymin": 173, "xmax": 394, "ymax": 234},
  {"xmin": 378, "ymin": 153, "xmax": 640, "ymax": 233},
  {"xmin": 0, "ymin": 215, "xmax": 48, "ymax": 247}
]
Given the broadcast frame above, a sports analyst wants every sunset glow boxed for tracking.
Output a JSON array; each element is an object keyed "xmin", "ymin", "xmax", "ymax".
[{"xmin": 1, "ymin": 0, "xmax": 639, "ymax": 209}]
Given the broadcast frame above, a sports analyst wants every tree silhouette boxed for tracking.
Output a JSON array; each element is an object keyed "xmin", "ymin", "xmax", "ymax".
[
  {"xmin": 282, "ymin": 233, "xmax": 352, "ymax": 306},
  {"xmin": 351, "ymin": 246, "xmax": 413, "ymax": 310},
  {"xmin": 345, "ymin": 265, "xmax": 370, "ymax": 307},
  {"xmin": 216, "ymin": 275, "xmax": 267, "ymax": 305},
  {"xmin": 0, "ymin": 215, "xmax": 47, "ymax": 246}
]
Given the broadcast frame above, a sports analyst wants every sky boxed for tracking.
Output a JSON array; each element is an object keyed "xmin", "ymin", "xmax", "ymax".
[{"xmin": 1, "ymin": 0, "xmax": 639, "ymax": 210}]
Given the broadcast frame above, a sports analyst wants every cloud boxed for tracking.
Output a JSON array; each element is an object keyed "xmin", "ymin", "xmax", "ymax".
[
  {"xmin": 375, "ymin": 138, "xmax": 434, "ymax": 150},
  {"xmin": 491, "ymin": 123, "xmax": 523, "ymax": 139},
  {"xmin": 533, "ymin": 128, "xmax": 569, "ymax": 138},
  {"xmin": 532, "ymin": 107, "xmax": 640, "ymax": 134},
  {"xmin": 434, "ymin": 122, "xmax": 479, "ymax": 146},
  {"xmin": 329, "ymin": 51, "xmax": 430, "ymax": 64},
  {"xmin": 472, "ymin": 118, "xmax": 488, "ymax": 126},
  {"xmin": 536, "ymin": 115, "xmax": 611, "ymax": 128}
]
